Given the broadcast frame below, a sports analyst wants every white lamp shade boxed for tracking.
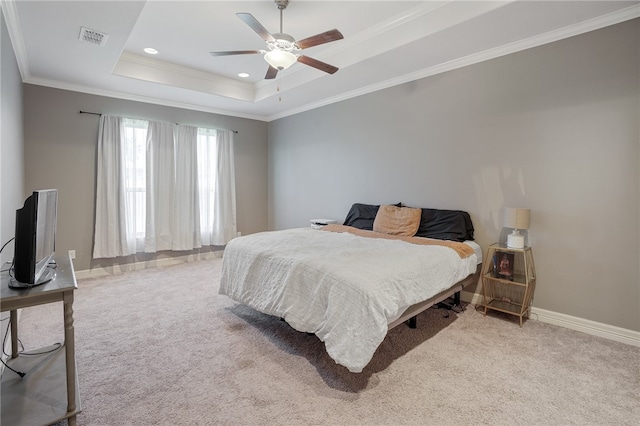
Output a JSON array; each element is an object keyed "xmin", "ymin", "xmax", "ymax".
[
  {"xmin": 264, "ymin": 50, "xmax": 297, "ymax": 70},
  {"xmin": 502, "ymin": 207, "xmax": 531, "ymax": 230}
]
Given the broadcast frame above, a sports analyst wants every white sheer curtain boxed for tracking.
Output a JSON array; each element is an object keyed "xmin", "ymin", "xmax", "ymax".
[
  {"xmin": 213, "ymin": 130, "xmax": 237, "ymax": 245},
  {"xmin": 145, "ymin": 121, "xmax": 176, "ymax": 252},
  {"xmin": 172, "ymin": 125, "xmax": 202, "ymax": 250},
  {"xmin": 93, "ymin": 116, "xmax": 237, "ymax": 259},
  {"xmin": 93, "ymin": 115, "xmax": 134, "ymax": 258},
  {"xmin": 198, "ymin": 129, "xmax": 236, "ymax": 245}
]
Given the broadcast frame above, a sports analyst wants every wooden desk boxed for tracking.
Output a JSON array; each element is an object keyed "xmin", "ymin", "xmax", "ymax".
[{"xmin": 1, "ymin": 254, "xmax": 81, "ymax": 426}]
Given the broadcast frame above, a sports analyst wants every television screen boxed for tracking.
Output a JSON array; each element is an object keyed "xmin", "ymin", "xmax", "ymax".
[{"xmin": 12, "ymin": 189, "xmax": 58, "ymax": 288}]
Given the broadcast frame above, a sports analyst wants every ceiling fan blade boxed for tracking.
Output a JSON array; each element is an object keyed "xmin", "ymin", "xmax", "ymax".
[
  {"xmin": 236, "ymin": 13, "xmax": 275, "ymax": 43},
  {"xmin": 295, "ymin": 29, "xmax": 344, "ymax": 50},
  {"xmin": 265, "ymin": 66, "xmax": 278, "ymax": 80},
  {"xmin": 297, "ymin": 55, "xmax": 339, "ymax": 74},
  {"xmin": 210, "ymin": 50, "xmax": 265, "ymax": 57}
]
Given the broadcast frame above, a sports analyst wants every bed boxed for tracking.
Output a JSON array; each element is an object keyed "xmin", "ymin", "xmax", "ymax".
[{"xmin": 219, "ymin": 203, "xmax": 482, "ymax": 373}]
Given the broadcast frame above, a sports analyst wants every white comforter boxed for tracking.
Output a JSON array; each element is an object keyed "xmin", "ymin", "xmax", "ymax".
[{"xmin": 219, "ymin": 227, "xmax": 478, "ymax": 373}]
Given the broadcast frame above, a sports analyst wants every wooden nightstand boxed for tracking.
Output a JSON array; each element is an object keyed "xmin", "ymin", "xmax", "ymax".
[{"xmin": 481, "ymin": 243, "xmax": 536, "ymax": 326}]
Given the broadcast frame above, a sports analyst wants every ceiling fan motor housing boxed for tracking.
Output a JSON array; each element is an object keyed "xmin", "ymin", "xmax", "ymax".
[{"xmin": 269, "ymin": 33, "xmax": 297, "ymax": 52}]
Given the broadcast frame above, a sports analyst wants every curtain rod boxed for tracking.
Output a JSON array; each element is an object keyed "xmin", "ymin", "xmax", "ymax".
[{"xmin": 79, "ymin": 110, "xmax": 238, "ymax": 134}]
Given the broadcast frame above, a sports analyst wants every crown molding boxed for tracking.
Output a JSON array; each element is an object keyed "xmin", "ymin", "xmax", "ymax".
[
  {"xmin": 113, "ymin": 52, "xmax": 256, "ymax": 102},
  {"xmin": 23, "ymin": 77, "xmax": 269, "ymax": 122},
  {"xmin": 267, "ymin": 4, "xmax": 640, "ymax": 121},
  {"xmin": 1, "ymin": 0, "xmax": 29, "ymax": 81}
]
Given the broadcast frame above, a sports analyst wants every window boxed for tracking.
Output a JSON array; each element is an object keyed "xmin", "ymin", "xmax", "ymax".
[
  {"xmin": 122, "ymin": 118, "xmax": 148, "ymax": 242},
  {"xmin": 197, "ymin": 128, "xmax": 218, "ymax": 241},
  {"xmin": 121, "ymin": 119, "xmax": 221, "ymax": 244},
  {"xmin": 94, "ymin": 115, "xmax": 236, "ymax": 259}
]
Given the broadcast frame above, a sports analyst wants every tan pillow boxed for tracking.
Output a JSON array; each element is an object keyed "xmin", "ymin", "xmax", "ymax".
[{"xmin": 373, "ymin": 205, "xmax": 422, "ymax": 236}]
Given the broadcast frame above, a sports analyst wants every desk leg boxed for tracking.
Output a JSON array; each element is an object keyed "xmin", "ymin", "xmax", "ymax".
[
  {"xmin": 63, "ymin": 291, "xmax": 77, "ymax": 417},
  {"xmin": 10, "ymin": 309, "xmax": 18, "ymax": 358}
]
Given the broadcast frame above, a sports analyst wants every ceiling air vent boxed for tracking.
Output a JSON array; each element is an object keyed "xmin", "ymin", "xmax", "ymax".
[{"xmin": 79, "ymin": 27, "xmax": 108, "ymax": 46}]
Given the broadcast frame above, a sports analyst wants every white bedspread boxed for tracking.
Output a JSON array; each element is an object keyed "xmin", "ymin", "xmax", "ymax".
[{"xmin": 219, "ymin": 227, "xmax": 478, "ymax": 373}]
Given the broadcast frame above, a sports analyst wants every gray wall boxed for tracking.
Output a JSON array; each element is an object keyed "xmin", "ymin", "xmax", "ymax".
[
  {"xmin": 269, "ymin": 20, "xmax": 640, "ymax": 331},
  {"xmin": 23, "ymin": 85, "xmax": 269, "ymax": 271},
  {"xmin": 0, "ymin": 8, "xmax": 24, "ymax": 265}
]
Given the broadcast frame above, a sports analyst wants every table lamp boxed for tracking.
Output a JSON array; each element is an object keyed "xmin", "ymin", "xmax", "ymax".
[{"xmin": 503, "ymin": 207, "xmax": 530, "ymax": 248}]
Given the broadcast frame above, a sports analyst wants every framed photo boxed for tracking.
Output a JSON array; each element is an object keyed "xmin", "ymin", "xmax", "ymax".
[{"xmin": 494, "ymin": 251, "xmax": 514, "ymax": 280}]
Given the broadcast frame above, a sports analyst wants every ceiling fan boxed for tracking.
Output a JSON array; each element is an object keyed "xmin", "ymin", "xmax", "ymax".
[{"xmin": 210, "ymin": 0, "xmax": 344, "ymax": 80}]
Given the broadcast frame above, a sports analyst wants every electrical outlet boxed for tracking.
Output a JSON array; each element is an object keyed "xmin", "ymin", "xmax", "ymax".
[{"xmin": 68, "ymin": 250, "xmax": 76, "ymax": 259}]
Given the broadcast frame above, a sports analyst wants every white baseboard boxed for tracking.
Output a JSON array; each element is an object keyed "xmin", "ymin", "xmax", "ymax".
[
  {"xmin": 530, "ymin": 307, "xmax": 640, "ymax": 347},
  {"xmin": 74, "ymin": 250, "xmax": 224, "ymax": 280},
  {"xmin": 461, "ymin": 291, "xmax": 640, "ymax": 348},
  {"xmin": 461, "ymin": 290, "xmax": 484, "ymax": 306}
]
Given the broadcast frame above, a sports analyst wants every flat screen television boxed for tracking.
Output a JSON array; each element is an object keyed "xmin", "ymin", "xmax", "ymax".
[{"xmin": 11, "ymin": 189, "xmax": 58, "ymax": 288}]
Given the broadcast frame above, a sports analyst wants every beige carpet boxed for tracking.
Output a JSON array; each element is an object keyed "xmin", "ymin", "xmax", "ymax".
[{"xmin": 13, "ymin": 258, "xmax": 640, "ymax": 425}]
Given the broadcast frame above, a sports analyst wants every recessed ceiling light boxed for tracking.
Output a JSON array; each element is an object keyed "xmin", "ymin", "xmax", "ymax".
[
  {"xmin": 238, "ymin": 73, "xmax": 250, "ymax": 78},
  {"xmin": 144, "ymin": 48, "xmax": 158, "ymax": 55}
]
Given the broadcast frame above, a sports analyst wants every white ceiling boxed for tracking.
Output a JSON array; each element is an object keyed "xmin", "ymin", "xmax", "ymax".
[{"xmin": 3, "ymin": 1, "xmax": 639, "ymax": 121}]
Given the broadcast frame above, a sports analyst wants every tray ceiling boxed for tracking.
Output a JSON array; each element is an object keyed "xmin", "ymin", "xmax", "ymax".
[{"xmin": 3, "ymin": 1, "xmax": 638, "ymax": 121}]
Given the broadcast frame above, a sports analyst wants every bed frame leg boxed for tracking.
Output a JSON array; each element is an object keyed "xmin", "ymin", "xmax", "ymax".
[
  {"xmin": 454, "ymin": 291, "xmax": 461, "ymax": 306},
  {"xmin": 404, "ymin": 290, "xmax": 462, "ymax": 329},
  {"xmin": 406, "ymin": 316, "xmax": 417, "ymax": 329},
  {"xmin": 434, "ymin": 291, "xmax": 464, "ymax": 315}
]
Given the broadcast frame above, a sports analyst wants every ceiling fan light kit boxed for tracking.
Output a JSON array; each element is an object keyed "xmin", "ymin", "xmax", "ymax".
[
  {"xmin": 210, "ymin": 0, "xmax": 343, "ymax": 79},
  {"xmin": 264, "ymin": 50, "xmax": 297, "ymax": 70}
]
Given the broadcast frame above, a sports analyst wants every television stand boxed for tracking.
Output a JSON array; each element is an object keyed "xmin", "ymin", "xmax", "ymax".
[{"xmin": 1, "ymin": 254, "xmax": 81, "ymax": 425}]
